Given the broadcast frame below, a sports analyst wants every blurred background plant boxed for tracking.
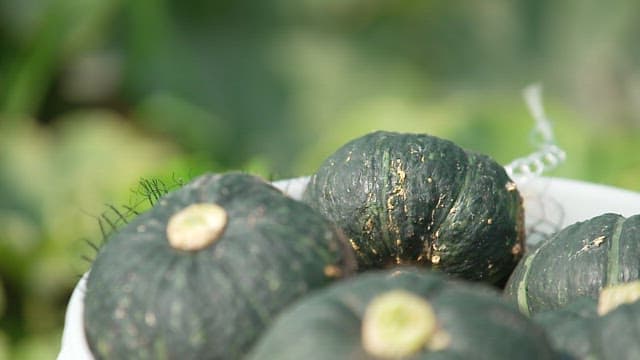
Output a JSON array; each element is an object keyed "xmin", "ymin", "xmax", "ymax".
[{"xmin": 1, "ymin": 0, "xmax": 640, "ymax": 358}]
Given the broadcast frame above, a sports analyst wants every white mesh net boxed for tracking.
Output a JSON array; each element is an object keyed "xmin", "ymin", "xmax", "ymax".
[
  {"xmin": 504, "ymin": 84, "xmax": 566, "ymax": 183},
  {"xmin": 503, "ymin": 84, "xmax": 568, "ymax": 243}
]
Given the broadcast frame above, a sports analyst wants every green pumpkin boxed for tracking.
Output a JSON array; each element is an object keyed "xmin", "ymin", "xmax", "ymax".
[
  {"xmin": 303, "ymin": 131, "xmax": 525, "ymax": 285},
  {"xmin": 532, "ymin": 281, "xmax": 640, "ymax": 359},
  {"xmin": 83, "ymin": 172, "xmax": 356, "ymax": 359},
  {"xmin": 248, "ymin": 267, "xmax": 556, "ymax": 360},
  {"xmin": 504, "ymin": 213, "xmax": 640, "ymax": 315}
]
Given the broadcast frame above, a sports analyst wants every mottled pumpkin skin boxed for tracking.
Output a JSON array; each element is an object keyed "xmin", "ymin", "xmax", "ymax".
[
  {"xmin": 248, "ymin": 268, "xmax": 557, "ymax": 360},
  {"xmin": 505, "ymin": 213, "xmax": 640, "ymax": 315},
  {"xmin": 83, "ymin": 172, "xmax": 355, "ymax": 360},
  {"xmin": 303, "ymin": 131, "xmax": 524, "ymax": 285},
  {"xmin": 533, "ymin": 298, "xmax": 640, "ymax": 360}
]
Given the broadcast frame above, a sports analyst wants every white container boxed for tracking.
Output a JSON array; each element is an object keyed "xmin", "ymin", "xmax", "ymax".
[{"xmin": 57, "ymin": 176, "xmax": 640, "ymax": 360}]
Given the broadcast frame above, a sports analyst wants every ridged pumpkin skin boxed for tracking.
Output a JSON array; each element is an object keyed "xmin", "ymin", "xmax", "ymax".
[
  {"xmin": 248, "ymin": 268, "xmax": 557, "ymax": 360},
  {"xmin": 83, "ymin": 172, "xmax": 355, "ymax": 359},
  {"xmin": 504, "ymin": 213, "xmax": 640, "ymax": 315},
  {"xmin": 533, "ymin": 298, "xmax": 640, "ymax": 359},
  {"xmin": 302, "ymin": 131, "xmax": 525, "ymax": 285},
  {"xmin": 532, "ymin": 298, "xmax": 598, "ymax": 359}
]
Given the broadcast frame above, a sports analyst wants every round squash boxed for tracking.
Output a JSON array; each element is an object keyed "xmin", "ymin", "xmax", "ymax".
[
  {"xmin": 532, "ymin": 281, "xmax": 640, "ymax": 359},
  {"xmin": 248, "ymin": 267, "xmax": 556, "ymax": 360},
  {"xmin": 83, "ymin": 172, "xmax": 356, "ymax": 359},
  {"xmin": 302, "ymin": 131, "xmax": 525, "ymax": 285},
  {"xmin": 504, "ymin": 213, "xmax": 640, "ymax": 315}
]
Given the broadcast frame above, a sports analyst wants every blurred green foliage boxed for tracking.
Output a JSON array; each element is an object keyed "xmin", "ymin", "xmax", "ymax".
[{"xmin": 1, "ymin": 0, "xmax": 640, "ymax": 358}]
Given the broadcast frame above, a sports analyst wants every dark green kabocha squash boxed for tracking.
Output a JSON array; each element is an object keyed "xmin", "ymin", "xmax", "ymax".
[
  {"xmin": 504, "ymin": 213, "xmax": 640, "ymax": 315},
  {"xmin": 248, "ymin": 267, "xmax": 557, "ymax": 360},
  {"xmin": 532, "ymin": 281, "xmax": 640, "ymax": 360},
  {"xmin": 83, "ymin": 172, "xmax": 356, "ymax": 359},
  {"xmin": 302, "ymin": 131, "xmax": 525, "ymax": 285}
]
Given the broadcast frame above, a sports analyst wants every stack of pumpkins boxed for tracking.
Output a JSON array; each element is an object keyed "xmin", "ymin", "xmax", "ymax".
[{"xmin": 83, "ymin": 131, "xmax": 640, "ymax": 359}]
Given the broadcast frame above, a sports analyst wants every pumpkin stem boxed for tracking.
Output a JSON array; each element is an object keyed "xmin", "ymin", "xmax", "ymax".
[
  {"xmin": 598, "ymin": 281, "xmax": 640, "ymax": 316},
  {"xmin": 361, "ymin": 290, "xmax": 450, "ymax": 358},
  {"xmin": 167, "ymin": 203, "xmax": 228, "ymax": 251}
]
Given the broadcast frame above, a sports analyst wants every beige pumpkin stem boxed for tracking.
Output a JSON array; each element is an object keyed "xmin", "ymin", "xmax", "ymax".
[
  {"xmin": 598, "ymin": 281, "xmax": 640, "ymax": 316},
  {"xmin": 361, "ymin": 290, "xmax": 450, "ymax": 359},
  {"xmin": 167, "ymin": 203, "xmax": 228, "ymax": 251}
]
